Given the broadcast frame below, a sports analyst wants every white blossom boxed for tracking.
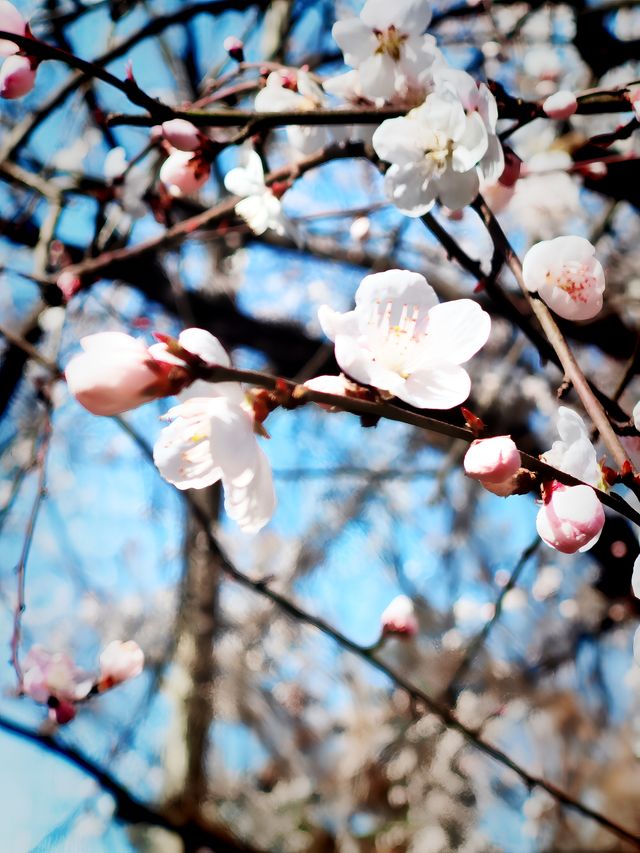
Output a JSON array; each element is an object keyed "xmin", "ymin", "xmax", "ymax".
[
  {"xmin": 332, "ymin": 0, "xmax": 440, "ymax": 103},
  {"xmin": 318, "ymin": 269, "xmax": 490, "ymax": 409},
  {"xmin": 372, "ymin": 89, "xmax": 491, "ymax": 215},
  {"xmin": 542, "ymin": 406, "xmax": 602, "ymax": 487},
  {"xmin": 255, "ymin": 70, "xmax": 330, "ymax": 155}
]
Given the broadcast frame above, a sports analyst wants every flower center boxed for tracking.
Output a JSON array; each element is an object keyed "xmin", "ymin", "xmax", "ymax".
[
  {"xmin": 546, "ymin": 261, "xmax": 594, "ymax": 303},
  {"xmin": 367, "ymin": 300, "xmax": 429, "ymax": 376},
  {"xmin": 373, "ymin": 25, "xmax": 408, "ymax": 62},
  {"xmin": 424, "ymin": 131, "xmax": 453, "ymax": 176}
]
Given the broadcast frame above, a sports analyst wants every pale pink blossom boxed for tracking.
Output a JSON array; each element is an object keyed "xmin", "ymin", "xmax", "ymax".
[
  {"xmin": 543, "ymin": 90, "xmax": 578, "ymax": 120},
  {"xmin": 65, "ymin": 331, "xmax": 188, "ymax": 416},
  {"xmin": 161, "ymin": 119, "xmax": 203, "ymax": 152},
  {"xmin": 56, "ymin": 270, "xmax": 81, "ymax": 303},
  {"xmin": 381, "ymin": 595, "xmax": 419, "ymax": 637},
  {"xmin": 0, "ymin": 54, "xmax": 36, "ymax": 99},
  {"xmin": 99, "ymin": 641, "xmax": 144, "ymax": 686},
  {"xmin": 318, "ymin": 269, "xmax": 491, "ymax": 409},
  {"xmin": 536, "ymin": 482, "xmax": 605, "ymax": 554},
  {"xmin": 160, "ymin": 148, "xmax": 210, "ymax": 197},
  {"xmin": 464, "ymin": 435, "xmax": 521, "ymax": 495},
  {"xmin": 522, "ymin": 235, "xmax": 605, "ymax": 321},
  {"xmin": 22, "ymin": 646, "xmax": 92, "ymax": 708},
  {"xmin": 0, "ymin": 1, "xmax": 27, "ymax": 57},
  {"xmin": 255, "ymin": 70, "xmax": 330, "ymax": 155}
]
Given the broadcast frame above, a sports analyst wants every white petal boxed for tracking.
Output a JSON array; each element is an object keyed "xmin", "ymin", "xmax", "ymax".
[
  {"xmin": 399, "ymin": 363, "xmax": 472, "ymax": 409},
  {"xmin": 224, "ymin": 167, "xmax": 262, "ymax": 198},
  {"xmin": 178, "ymin": 328, "xmax": 231, "ymax": 367},
  {"xmin": 332, "ymin": 18, "xmax": 376, "ymax": 66},
  {"xmin": 153, "ymin": 415, "xmax": 223, "ymax": 490},
  {"xmin": 435, "ymin": 166, "xmax": 479, "ymax": 210},
  {"xmin": 355, "ymin": 269, "xmax": 439, "ymax": 317},
  {"xmin": 372, "ymin": 116, "xmax": 425, "ymax": 166},
  {"xmin": 420, "ymin": 300, "xmax": 491, "ymax": 365},
  {"xmin": 359, "ymin": 53, "xmax": 397, "ymax": 101},
  {"xmin": 235, "ymin": 195, "xmax": 270, "ymax": 234},
  {"xmin": 318, "ymin": 305, "xmax": 359, "ymax": 341},
  {"xmin": 632, "ymin": 555, "xmax": 640, "ymax": 599},
  {"xmin": 384, "ymin": 162, "xmax": 437, "ymax": 217},
  {"xmin": 361, "ymin": 0, "xmax": 431, "ymax": 32},
  {"xmin": 223, "ymin": 447, "xmax": 276, "ymax": 533},
  {"xmin": 451, "ymin": 113, "xmax": 488, "ymax": 172}
]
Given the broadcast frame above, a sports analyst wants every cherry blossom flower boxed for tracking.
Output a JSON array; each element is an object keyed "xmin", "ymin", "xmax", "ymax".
[
  {"xmin": 522, "ymin": 235, "xmax": 605, "ymax": 321},
  {"xmin": 536, "ymin": 482, "xmax": 605, "ymax": 553},
  {"xmin": 65, "ymin": 331, "xmax": 189, "ymax": 416},
  {"xmin": 0, "ymin": 54, "xmax": 36, "ymax": 99},
  {"xmin": 0, "ymin": 1, "xmax": 27, "ymax": 57},
  {"xmin": 542, "ymin": 406, "xmax": 602, "ymax": 487},
  {"xmin": 332, "ymin": 0, "xmax": 440, "ymax": 103},
  {"xmin": 151, "ymin": 329, "xmax": 276, "ymax": 533},
  {"xmin": 633, "ymin": 400, "xmax": 640, "ymax": 432},
  {"xmin": 160, "ymin": 148, "xmax": 211, "ymax": 197},
  {"xmin": 224, "ymin": 148, "xmax": 298, "ymax": 241},
  {"xmin": 542, "ymin": 90, "xmax": 578, "ymax": 119},
  {"xmin": 381, "ymin": 595, "xmax": 419, "ymax": 637},
  {"xmin": 103, "ymin": 146, "xmax": 148, "ymax": 219},
  {"xmin": 22, "ymin": 646, "xmax": 92, "ymax": 724},
  {"xmin": 160, "ymin": 118, "xmax": 204, "ymax": 152},
  {"xmin": 372, "ymin": 90, "xmax": 491, "ymax": 214},
  {"xmin": 99, "ymin": 641, "xmax": 144, "ymax": 687},
  {"xmin": 255, "ymin": 70, "xmax": 330, "ymax": 155},
  {"xmin": 318, "ymin": 269, "xmax": 491, "ymax": 409},
  {"xmin": 154, "ymin": 396, "xmax": 275, "ymax": 532},
  {"xmin": 464, "ymin": 435, "xmax": 521, "ymax": 496}
]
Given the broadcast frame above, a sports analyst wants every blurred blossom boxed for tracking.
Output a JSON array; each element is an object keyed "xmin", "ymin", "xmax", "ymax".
[
  {"xmin": 99, "ymin": 641, "xmax": 144, "ymax": 686},
  {"xmin": 380, "ymin": 595, "xmax": 419, "ymax": 637},
  {"xmin": 160, "ymin": 148, "xmax": 211, "ymax": 197},
  {"xmin": 0, "ymin": 1, "xmax": 26, "ymax": 56},
  {"xmin": 542, "ymin": 90, "xmax": 578, "ymax": 119},
  {"xmin": 543, "ymin": 407, "xmax": 602, "ymax": 487},
  {"xmin": 0, "ymin": 54, "xmax": 36, "ymax": 99}
]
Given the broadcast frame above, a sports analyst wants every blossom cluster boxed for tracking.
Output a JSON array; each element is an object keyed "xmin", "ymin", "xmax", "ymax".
[{"xmin": 22, "ymin": 640, "xmax": 144, "ymax": 725}]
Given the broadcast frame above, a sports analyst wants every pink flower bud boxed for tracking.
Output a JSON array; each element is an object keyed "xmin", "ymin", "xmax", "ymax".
[
  {"xmin": 381, "ymin": 595, "xmax": 419, "ymax": 638},
  {"xmin": 0, "ymin": 1, "xmax": 27, "ymax": 57},
  {"xmin": 536, "ymin": 482, "xmax": 605, "ymax": 554},
  {"xmin": 56, "ymin": 271, "xmax": 82, "ymax": 303},
  {"xmin": 49, "ymin": 698, "xmax": 77, "ymax": 725},
  {"xmin": 99, "ymin": 640, "xmax": 144, "ymax": 687},
  {"xmin": 303, "ymin": 374, "xmax": 351, "ymax": 410},
  {"xmin": 159, "ymin": 149, "xmax": 211, "ymax": 197},
  {"xmin": 464, "ymin": 436, "xmax": 521, "ymax": 484},
  {"xmin": 0, "ymin": 54, "xmax": 36, "ymax": 99},
  {"xmin": 543, "ymin": 90, "xmax": 578, "ymax": 120},
  {"xmin": 223, "ymin": 36, "xmax": 244, "ymax": 62},
  {"xmin": 161, "ymin": 119, "xmax": 203, "ymax": 152},
  {"xmin": 65, "ymin": 331, "xmax": 188, "ymax": 416}
]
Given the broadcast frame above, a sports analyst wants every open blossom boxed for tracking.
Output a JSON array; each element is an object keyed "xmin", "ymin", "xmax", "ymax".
[
  {"xmin": 224, "ymin": 148, "xmax": 297, "ymax": 241},
  {"xmin": 160, "ymin": 148, "xmax": 211, "ymax": 197},
  {"xmin": 542, "ymin": 406, "xmax": 602, "ymax": 487},
  {"xmin": 152, "ymin": 329, "xmax": 276, "ymax": 533},
  {"xmin": 464, "ymin": 435, "xmax": 521, "ymax": 496},
  {"xmin": 255, "ymin": 70, "xmax": 330, "ymax": 155},
  {"xmin": 522, "ymin": 236, "xmax": 605, "ymax": 321},
  {"xmin": 65, "ymin": 331, "xmax": 190, "ymax": 416},
  {"xmin": 332, "ymin": 0, "xmax": 440, "ymax": 103},
  {"xmin": 536, "ymin": 482, "xmax": 605, "ymax": 554},
  {"xmin": 318, "ymin": 269, "xmax": 490, "ymax": 409},
  {"xmin": 99, "ymin": 641, "xmax": 144, "ymax": 687},
  {"xmin": 381, "ymin": 595, "xmax": 419, "ymax": 637},
  {"xmin": 372, "ymin": 89, "xmax": 491, "ymax": 215}
]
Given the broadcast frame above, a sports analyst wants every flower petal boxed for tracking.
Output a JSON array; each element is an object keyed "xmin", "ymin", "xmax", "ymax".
[
  {"xmin": 398, "ymin": 362, "xmax": 471, "ymax": 408},
  {"xmin": 419, "ymin": 299, "xmax": 491, "ymax": 365}
]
